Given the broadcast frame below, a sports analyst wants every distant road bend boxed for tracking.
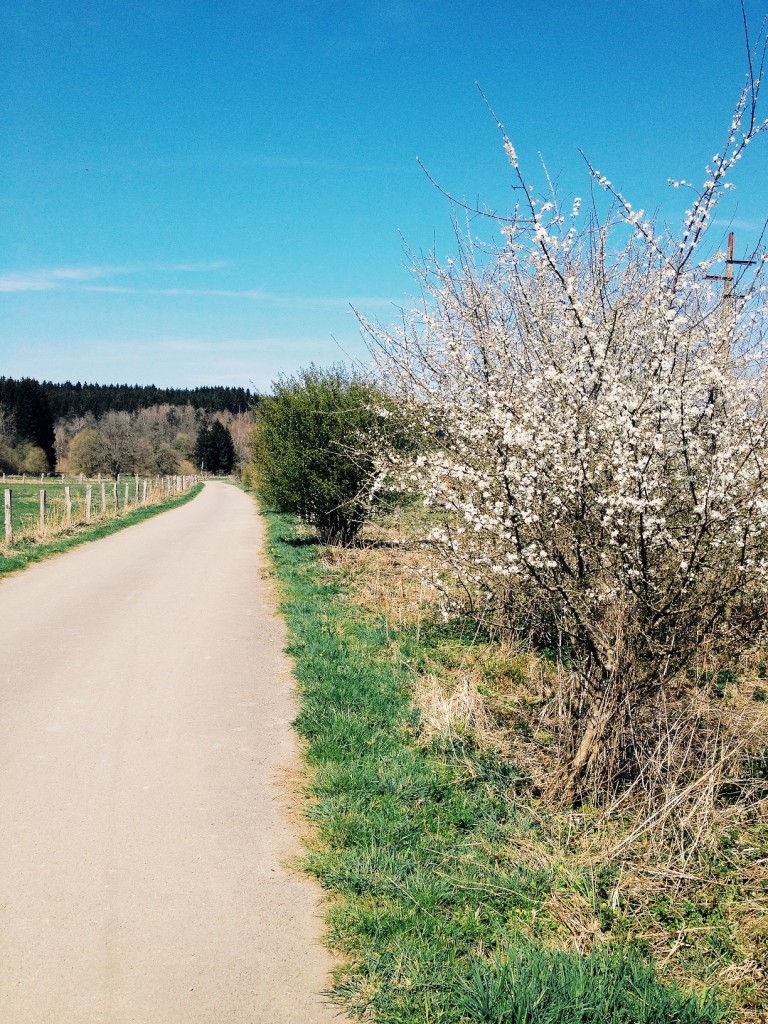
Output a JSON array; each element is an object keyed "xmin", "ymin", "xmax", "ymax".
[{"xmin": 0, "ymin": 481, "xmax": 339, "ymax": 1023}]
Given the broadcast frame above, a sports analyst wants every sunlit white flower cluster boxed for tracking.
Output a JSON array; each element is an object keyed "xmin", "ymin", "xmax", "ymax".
[{"xmin": 359, "ymin": 66, "xmax": 768, "ymax": 796}]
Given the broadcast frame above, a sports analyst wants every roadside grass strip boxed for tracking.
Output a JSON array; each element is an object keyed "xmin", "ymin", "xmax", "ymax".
[
  {"xmin": 0, "ymin": 484, "xmax": 203, "ymax": 578},
  {"xmin": 264, "ymin": 511, "xmax": 726, "ymax": 1024}
]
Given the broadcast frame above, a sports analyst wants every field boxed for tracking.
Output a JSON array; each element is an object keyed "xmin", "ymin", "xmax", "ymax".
[{"xmin": 2, "ymin": 474, "xmax": 186, "ymax": 538}]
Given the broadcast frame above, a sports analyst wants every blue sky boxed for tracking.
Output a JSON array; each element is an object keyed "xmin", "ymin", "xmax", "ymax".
[{"xmin": 2, "ymin": 0, "xmax": 767, "ymax": 392}]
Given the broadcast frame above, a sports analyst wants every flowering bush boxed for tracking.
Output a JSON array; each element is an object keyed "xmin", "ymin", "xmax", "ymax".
[{"xmin": 361, "ymin": 61, "xmax": 768, "ymax": 803}]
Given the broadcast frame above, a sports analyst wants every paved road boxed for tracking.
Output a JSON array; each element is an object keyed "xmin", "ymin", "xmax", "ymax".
[{"xmin": 0, "ymin": 482, "xmax": 340, "ymax": 1023}]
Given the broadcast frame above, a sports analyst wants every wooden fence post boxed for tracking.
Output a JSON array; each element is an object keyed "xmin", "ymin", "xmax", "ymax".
[
  {"xmin": 135, "ymin": 474, "xmax": 139, "ymax": 502},
  {"xmin": 124, "ymin": 483, "xmax": 129, "ymax": 507},
  {"xmin": 101, "ymin": 481, "xmax": 107, "ymax": 514},
  {"xmin": 64, "ymin": 486, "xmax": 72, "ymax": 527},
  {"xmin": 113, "ymin": 481, "xmax": 118, "ymax": 512},
  {"xmin": 142, "ymin": 479, "xmax": 148, "ymax": 505},
  {"xmin": 4, "ymin": 489, "xmax": 12, "ymax": 545},
  {"xmin": 85, "ymin": 484, "xmax": 92, "ymax": 522},
  {"xmin": 39, "ymin": 489, "xmax": 46, "ymax": 535}
]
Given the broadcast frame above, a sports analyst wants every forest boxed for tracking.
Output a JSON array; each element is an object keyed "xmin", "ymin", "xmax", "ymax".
[
  {"xmin": 0, "ymin": 376, "xmax": 253, "ymax": 476},
  {"xmin": 41, "ymin": 380, "xmax": 256, "ymax": 419}
]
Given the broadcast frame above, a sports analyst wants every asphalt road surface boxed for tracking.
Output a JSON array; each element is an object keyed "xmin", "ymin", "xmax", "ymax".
[{"xmin": 0, "ymin": 482, "xmax": 340, "ymax": 1023}]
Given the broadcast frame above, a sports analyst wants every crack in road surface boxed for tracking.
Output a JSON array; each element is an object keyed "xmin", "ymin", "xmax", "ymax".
[{"xmin": 0, "ymin": 482, "xmax": 340, "ymax": 1023}]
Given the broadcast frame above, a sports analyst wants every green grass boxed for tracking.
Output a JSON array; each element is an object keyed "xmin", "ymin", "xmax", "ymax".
[
  {"xmin": 0, "ymin": 483, "xmax": 203, "ymax": 578},
  {"xmin": 262, "ymin": 510, "xmax": 727, "ymax": 1024},
  {"xmin": 2, "ymin": 476, "xmax": 162, "ymax": 533}
]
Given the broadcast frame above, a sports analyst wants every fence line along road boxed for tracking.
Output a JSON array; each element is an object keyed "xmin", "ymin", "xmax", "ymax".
[{"xmin": 1, "ymin": 474, "xmax": 198, "ymax": 548}]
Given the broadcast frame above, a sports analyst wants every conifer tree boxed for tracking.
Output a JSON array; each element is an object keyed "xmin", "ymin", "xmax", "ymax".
[{"xmin": 194, "ymin": 420, "xmax": 236, "ymax": 473}]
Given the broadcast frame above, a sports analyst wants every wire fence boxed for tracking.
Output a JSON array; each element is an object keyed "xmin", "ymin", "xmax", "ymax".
[{"xmin": 2, "ymin": 473, "xmax": 199, "ymax": 548}]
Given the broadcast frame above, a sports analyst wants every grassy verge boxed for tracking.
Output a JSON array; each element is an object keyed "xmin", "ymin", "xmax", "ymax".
[
  {"xmin": 0, "ymin": 483, "xmax": 203, "ymax": 579},
  {"xmin": 263, "ymin": 509, "xmax": 729, "ymax": 1024}
]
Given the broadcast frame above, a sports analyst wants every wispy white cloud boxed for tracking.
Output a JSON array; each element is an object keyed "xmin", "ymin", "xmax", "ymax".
[
  {"xmin": 0, "ymin": 266, "xmax": 108, "ymax": 292},
  {"xmin": 80, "ymin": 284, "xmax": 396, "ymax": 310},
  {"xmin": 0, "ymin": 261, "xmax": 230, "ymax": 293},
  {"xmin": 0, "ymin": 263, "xmax": 397, "ymax": 311},
  {"xmin": 710, "ymin": 218, "xmax": 766, "ymax": 232}
]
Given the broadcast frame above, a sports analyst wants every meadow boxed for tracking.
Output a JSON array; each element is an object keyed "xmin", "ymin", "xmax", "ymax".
[{"xmin": 2, "ymin": 474, "xmax": 189, "ymax": 537}]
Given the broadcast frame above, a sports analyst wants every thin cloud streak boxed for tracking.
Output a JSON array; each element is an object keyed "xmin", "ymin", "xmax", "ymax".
[
  {"xmin": 80, "ymin": 285, "xmax": 397, "ymax": 310},
  {"xmin": 710, "ymin": 218, "xmax": 767, "ymax": 233},
  {"xmin": 0, "ymin": 263, "xmax": 398, "ymax": 310},
  {"xmin": 0, "ymin": 261, "xmax": 231, "ymax": 293},
  {"xmin": 0, "ymin": 267, "xmax": 109, "ymax": 292}
]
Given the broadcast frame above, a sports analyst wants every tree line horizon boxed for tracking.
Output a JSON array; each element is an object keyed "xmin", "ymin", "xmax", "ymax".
[{"xmin": 0, "ymin": 376, "xmax": 252, "ymax": 477}]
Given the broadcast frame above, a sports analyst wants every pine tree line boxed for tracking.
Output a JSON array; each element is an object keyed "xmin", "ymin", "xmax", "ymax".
[{"xmin": 41, "ymin": 380, "xmax": 258, "ymax": 419}]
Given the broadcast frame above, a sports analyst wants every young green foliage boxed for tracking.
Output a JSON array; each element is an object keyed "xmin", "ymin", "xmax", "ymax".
[{"xmin": 251, "ymin": 364, "xmax": 392, "ymax": 546}]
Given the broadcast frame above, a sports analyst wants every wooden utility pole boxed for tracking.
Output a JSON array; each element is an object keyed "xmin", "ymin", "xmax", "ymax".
[
  {"xmin": 705, "ymin": 232, "xmax": 755, "ymax": 357},
  {"xmin": 723, "ymin": 231, "xmax": 735, "ymax": 332}
]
